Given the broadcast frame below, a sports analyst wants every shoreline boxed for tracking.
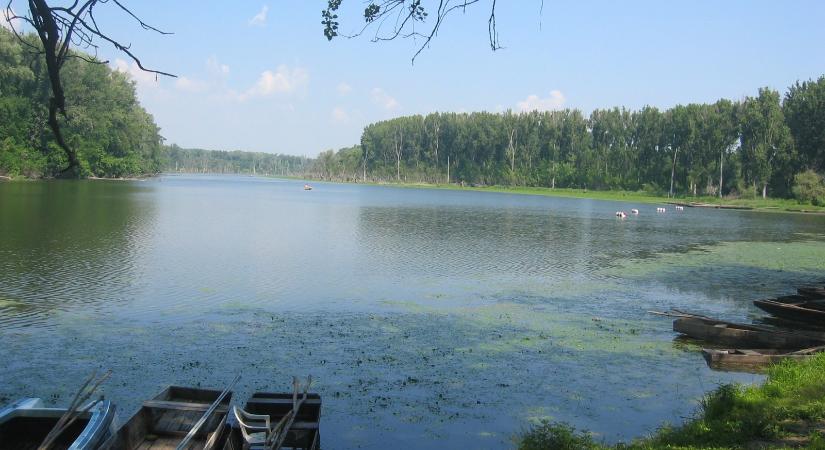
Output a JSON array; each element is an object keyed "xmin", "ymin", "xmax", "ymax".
[{"xmin": 302, "ymin": 178, "xmax": 825, "ymax": 215}]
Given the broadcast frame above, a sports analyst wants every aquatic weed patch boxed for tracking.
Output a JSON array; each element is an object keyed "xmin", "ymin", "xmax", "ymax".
[{"xmin": 0, "ymin": 307, "xmax": 748, "ymax": 449}]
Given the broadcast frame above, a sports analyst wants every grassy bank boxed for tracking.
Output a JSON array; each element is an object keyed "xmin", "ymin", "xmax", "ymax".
[
  {"xmin": 516, "ymin": 353, "xmax": 825, "ymax": 449},
  {"xmin": 353, "ymin": 181, "xmax": 825, "ymax": 213}
]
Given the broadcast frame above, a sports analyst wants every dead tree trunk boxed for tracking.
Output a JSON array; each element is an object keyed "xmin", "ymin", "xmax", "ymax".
[
  {"xmin": 394, "ymin": 128, "xmax": 403, "ymax": 182},
  {"xmin": 669, "ymin": 148, "xmax": 679, "ymax": 198}
]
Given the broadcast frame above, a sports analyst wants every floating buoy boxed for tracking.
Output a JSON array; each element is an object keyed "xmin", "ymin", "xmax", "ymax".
[{"xmin": 631, "ymin": 209, "xmax": 639, "ymax": 215}]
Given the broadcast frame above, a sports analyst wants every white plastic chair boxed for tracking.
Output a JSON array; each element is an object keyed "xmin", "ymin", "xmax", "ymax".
[{"xmin": 233, "ymin": 405, "xmax": 276, "ymax": 449}]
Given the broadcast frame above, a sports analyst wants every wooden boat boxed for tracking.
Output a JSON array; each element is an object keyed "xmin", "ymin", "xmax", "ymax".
[
  {"xmin": 772, "ymin": 294, "xmax": 825, "ymax": 310},
  {"xmin": 100, "ymin": 386, "xmax": 232, "ymax": 450},
  {"xmin": 754, "ymin": 299, "xmax": 825, "ymax": 324},
  {"xmin": 702, "ymin": 347, "xmax": 825, "ymax": 372},
  {"xmin": 759, "ymin": 315, "xmax": 825, "ymax": 332},
  {"xmin": 673, "ymin": 317, "xmax": 825, "ymax": 348},
  {"xmin": 798, "ymin": 286, "xmax": 825, "ymax": 300},
  {"xmin": 0, "ymin": 397, "xmax": 115, "ymax": 450},
  {"xmin": 225, "ymin": 392, "xmax": 321, "ymax": 450}
]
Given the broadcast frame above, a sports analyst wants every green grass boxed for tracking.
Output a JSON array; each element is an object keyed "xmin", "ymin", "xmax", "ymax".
[
  {"xmin": 336, "ymin": 180, "xmax": 825, "ymax": 214},
  {"xmin": 515, "ymin": 353, "xmax": 825, "ymax": 449}
]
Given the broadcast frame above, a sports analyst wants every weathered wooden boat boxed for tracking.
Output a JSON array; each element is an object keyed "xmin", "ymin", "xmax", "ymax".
[
  {"xmin": 754, "ymin": 299, "xmax": 825, "ymax": 324},
  {"xmin": 772, "ymin": 294, "xmax": 825, "ymax": 311},
  {"xmin": 798, "ymin": 286, "xmax": 825, "ymax": 300},
  {"xmin": 100, "ymin": 385, "xmax": 233, "ymax": 450},
  {"xmin": 224, "ymin": 392, "xmax": 321, "ymax": 450},
  {"xmin": 673, "ymin": 317, "xmax": 825, "ymax": 348},
  {"xmin": 702, "ymin": 346, "xmax": 825, "ymax": 372},
  {"xmin": 759, "ymin": 315, "xmax": 825, "ymax": 332},
  {"xmin": 0, "ymin": 397, "xmax": 115, "ymax": 450}
]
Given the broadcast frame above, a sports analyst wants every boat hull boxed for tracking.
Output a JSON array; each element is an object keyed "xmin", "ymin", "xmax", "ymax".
[
  {"xmin": 100, "ymin": 386, "xmax": 231, "ymax": 450},
  {"xmin": 673, "ymin": 317, "xmax": 824, "ymax": 348},
  {"xmin": 702, "ymin": 348, "xmax": 817, "ymax": 373},
  {"xmin": 0, "ymin": 398, "xmax": 115, "ymax": 450},
  {"xmin": 225, "ymin": 392, "xmax": 322, "ymax": 450},
  {"xmin": 754, "ymin": 299, "xmax": 825, "ymax": 325}
]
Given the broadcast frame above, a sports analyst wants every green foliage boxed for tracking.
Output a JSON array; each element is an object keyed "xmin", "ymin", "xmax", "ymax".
[
  {"xmin": 516, "ymin": 421, "xmax": 603, "ymax": 450},
  {"xmin": 337, "ymin": 77, "xmax": 825, "ymax": 200},
  {"xmin": 792, "ymin": 170, "xmax": 825, "ymax": 205},
  {"xmin": 163, "ymin": 145, "xmax": 309, "ymax": 176},
  {"xmin": 784, "ymin": 76, "xmax": 825, "ymax": 173},
  {"xmin": 516, "ymin": 354, "xmax": 825, "ymax": 449},
  {"xmin": 0, "ymin": 27, "xmax": 164, "ymax": 178}
]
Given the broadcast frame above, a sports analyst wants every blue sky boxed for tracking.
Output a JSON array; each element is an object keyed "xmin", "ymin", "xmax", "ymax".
[{"xmin": 5, "ymin": 1, "xmax": 825, "ymax": 157}]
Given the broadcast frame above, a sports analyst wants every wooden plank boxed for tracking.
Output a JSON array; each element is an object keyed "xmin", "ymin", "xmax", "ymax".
[
  {"xmin": 154, "ymin": 410, "xmax": 177, "ymax": 433},
  {"xmin": 143, "ymin": 400, "xmax": 230, "ymax": 412}
]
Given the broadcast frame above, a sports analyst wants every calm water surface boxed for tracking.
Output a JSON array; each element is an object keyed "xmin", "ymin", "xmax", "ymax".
[{"xmin": 1, "ymin": 175, "xmax": 825, "ymax": 448}]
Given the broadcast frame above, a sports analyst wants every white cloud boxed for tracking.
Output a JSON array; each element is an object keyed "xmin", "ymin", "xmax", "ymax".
[
  {"xmin": 175, "ymin": 76, "xmax": 210, "ymax": 93},
  {"xmin": 331, "ymin": 107, "xmax": 348, "ymax": 123},
  {"xmin": 206, "ymin": 56, "xmax": 230, "ymax": 78},
  {"xmin": 2, "ymin": 7, "xmax": 22, "ymax": 31},
  {"xmin": 248, "ymin": 5, "xmax": 269, "ymax": 26},
  {"xmin": 113, "ymin": 59, "xmax": 160, "ymax": 88},
  {"xmin": 337, "ymin": 82, "xmax": 352, "ymax": 96},
  {"xmin": 516, "ymin": 90, "xmax": 566, "ymax": 112},
  {"xmin": 236, "ymin": 65, "xmax": 308, "ymax": 101},
  {"xmin": 371, "ymin": 88, "xmax": 399, "ymax": 110}
]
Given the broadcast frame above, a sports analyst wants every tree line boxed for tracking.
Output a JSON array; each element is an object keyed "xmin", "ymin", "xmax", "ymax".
[
  {"xmin": 0, "ymin": 27, "xmax": 164, "ymax": 178},
  {"xmin": 164, "ymin": 145, "xmax": 310, "ymax": 176},
  {"xmin": 314, "ymin": 78, "xmax": 825, "ymax": 202}
]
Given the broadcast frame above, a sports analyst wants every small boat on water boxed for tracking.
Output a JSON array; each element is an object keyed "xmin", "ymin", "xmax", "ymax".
[
  {"xmin": 225, "ymin": 391, "xmax": 321, "ymax": 450},
  {"xmin": 673, "ymin": 317, "xmax": 825, "ymax": 349},
  {"xmin": 303, "ymin": 184, "xmax": 313, "ymax": 191},
  {"xmin": 771, "ymin": 294, "xmax": 825, "ymax": 311},
  {"xmin": 759, "ymin": 315, "xmax": 825, "ymax": 332},
  {"xmin": 99, "ymin": 385, "xmax": 233, "ymax": 450},
  {"xmin": 754, "ymin": 299, "xmax": 825, "ymax": 324},
  {"xmin": 0, "ymin": 397, "xmax": 115, "ymax": 450},
  {"xmin": 798, "ymin": 286, "xmax": 825, "ymax": 300},
  {"xmin": 702, "ymin": 346, "xmax": 825, "ymax": 372}
]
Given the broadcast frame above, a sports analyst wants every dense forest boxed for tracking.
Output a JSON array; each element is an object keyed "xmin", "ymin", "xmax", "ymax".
[
  {"xmin": 314, "ymin": 79, "xmax": 825, "ymax": 202},
  {"xmin": 0, "ymin": 27, "xmax": 164, "ymax": 178},
  {"xmin": 164, "ymin": 145, "xmax": 310, "ymax": 176}
]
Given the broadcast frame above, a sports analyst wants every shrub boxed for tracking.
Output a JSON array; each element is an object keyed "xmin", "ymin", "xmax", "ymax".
[
  {"xmin": 792, "ymin": 170, "xmax": 825, "ymax": 205},
  {"xmin": 516, "ymin": 421, "xmax": 604, "ymax": 450}
]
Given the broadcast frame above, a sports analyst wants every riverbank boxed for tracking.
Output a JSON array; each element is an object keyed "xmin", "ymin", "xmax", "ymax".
[
  {"xmin": 305, "ymin": 179, "xmax": 825, "ymax": 214},
  {"xmin": 516, "ymin": 353, "xmax": 825, "ymax": 449}
]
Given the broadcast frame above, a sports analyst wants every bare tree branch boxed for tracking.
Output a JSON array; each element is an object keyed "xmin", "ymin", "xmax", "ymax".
[
  {"xmin": 323, "ymin": 0, "xmax": 503, "ymax": 63},
  {"xmin": 6, "ymin": 0, "xmax": 174, "ymax": 176}
]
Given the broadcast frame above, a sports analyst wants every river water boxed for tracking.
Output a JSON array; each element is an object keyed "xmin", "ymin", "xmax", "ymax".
[{"xmin": 1, "ymin": 175, "xmax": 824, "ymax": 448}]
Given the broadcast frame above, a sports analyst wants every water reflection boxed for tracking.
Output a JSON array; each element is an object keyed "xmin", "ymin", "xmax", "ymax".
[{"xmin": 0, "ymin": 181, "xmax": 157, "ymax": 328}]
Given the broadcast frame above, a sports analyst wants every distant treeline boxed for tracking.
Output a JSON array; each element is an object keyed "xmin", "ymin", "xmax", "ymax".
[
  {"xmin": 0, "ymin": 27, "xmax": 164, "ymax": 178},
  {"xmin": 314, "ymin": 78, "xmax": 825, "ymax": 201},
  {"xmin": 164, "ymin": 145, "xmax": 311, "ymax": 176}
]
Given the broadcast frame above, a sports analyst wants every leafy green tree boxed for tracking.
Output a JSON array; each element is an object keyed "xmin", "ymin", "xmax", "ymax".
[
  {"xmin": 784, "ymin": 76, "xmax": 825, "ymax": 173},
  {"xmin": 739, "ymin": 88, "xmax": 793, "ymax": 198}
]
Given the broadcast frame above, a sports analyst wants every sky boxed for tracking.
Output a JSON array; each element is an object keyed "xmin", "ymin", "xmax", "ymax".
[{"xmin": 4, "ymin": 1, "xmax": 825, "ymax": 157}]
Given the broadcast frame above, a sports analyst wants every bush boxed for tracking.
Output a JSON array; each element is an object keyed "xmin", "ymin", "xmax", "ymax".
[
  {"xmin": 793, "ymin": 170, "xmax": 825, "ymax": 205},
  {"xmin": 516, "ymin": 421, "xmax": 604, "ymax": 450}
]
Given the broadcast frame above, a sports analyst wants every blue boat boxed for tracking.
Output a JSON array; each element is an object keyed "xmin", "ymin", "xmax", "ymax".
[{"xmin": 0, "ymin": 397, "xmax": 115, "ymax": 450}]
